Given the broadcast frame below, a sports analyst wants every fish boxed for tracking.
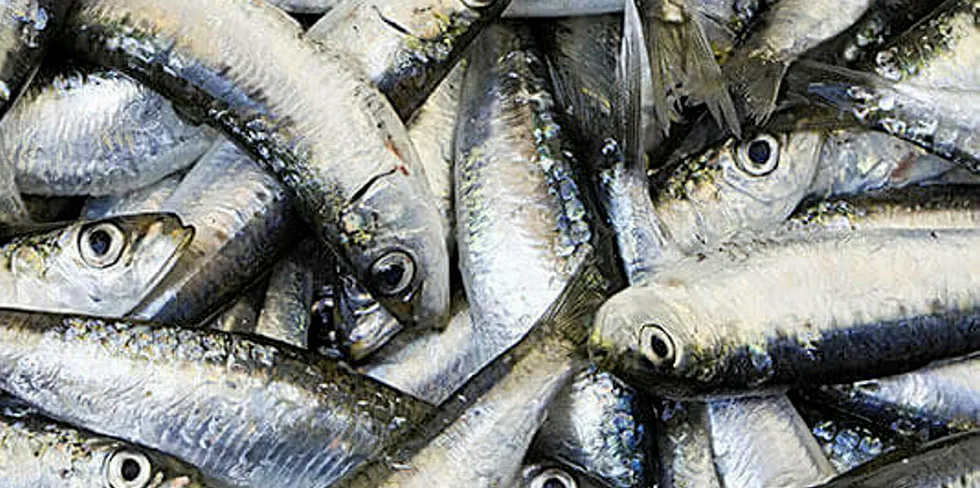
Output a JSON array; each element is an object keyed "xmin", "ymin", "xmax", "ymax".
[
  {"xmin": 724, "ymin": 0, "xmax": 872, "ymax": 123},
  {"xmin": 807, "ymin": 0, "xmax": 940, "ymax": 66},
  {"xmin": 254, "ymin": 243, "xmax": 314, "ymax": 349},
  {"xmin": 801, "ymin": 355, "xmax": 980, "ymax": 442},
  {"xmin": 530, "ymin": 368, "xmax": 654, "ymax": 488},
  {"xmin": 0, "ymin": 213, "xmax": 193, "ymax": 317},
  {"xmin": 0, "ymin": 0, "xmax": 71, "ymax": 116},
  {"xmin": 503, "ymin": 0, "xmax": 623, "ymax": 17},
  {"xmin": 267, "ymin": 0, "xmax": 336, "ymax": 14},
  {"xmin": 814, "ymin": 430, "xmax": 980, "ymax": 487},
  {"xmin": 0, "ymin": 69, "xmax": 214, "ymax": 197},
  {"xmin": 128, "ymin": 140, "xmax": 298, "ymax": 326},
  {"xmin": 513, "ymin": 461, "xmax": 604, "ymax": 488},
  {"xmin": 793, "ymin": 396, "xmax": 909, "ymax": 472},
  {"xmin": 64, "ymin": 0, "xmax": 451, "ymax": 329},
  {"xmin": 656, "ymin": 400, "xmax": 722, "ymax": 488},
  {"xmin": 590, "ymin": 228, "xmax": 980, "ymax": 398},
  {"xmin": 0, "ymin": 310, "xmax": 435, "ymax": 487},
  {"xmin": 333, "ymin": 268, "xmax": 404, "ymax": 362},
  {"xmin": 81, "ymin": 172, "xmax": 185, "ymax": 220},
  {"xmin": 306, "ymin": 0, "xmax": 512, "ymax": 121},
  {"xmin": 333, "ymin": 256, "xmax": 615, "ymax": 488},
  {"xmin": 0, "ymin": 395, "xmax": 212, "ymax": 487},
  {"xmin": 208, "ymin": 279, "xmax": 266, "ymax": 335}
]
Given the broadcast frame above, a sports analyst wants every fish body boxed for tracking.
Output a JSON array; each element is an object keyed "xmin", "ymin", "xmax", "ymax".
[
  {"xmin": 0, "ymin": 213, "xmax": 192, "ymax": 317},
  {"xmin": 0, "ymin": 0, "xmax": 70, "ymax": 116},
  {"xmin": 255, "ymin": 244, "xmax": 314, "ymax": 349},
  {"xmin": 591, "ymin": 229, "xmax": 980, "ymax": 397},
  {"xmin": 130, "ymin": 141, "xmax": 297, "ymax": 326},
  {"xmin": 0, "ymin": 310, "xmax": 433, "ymax": 487},
  {"xmin": 209, "ymin": 279, "xmax": 266, "ymax": 335},
  {"xmin": 657, "ymin": 400, "xmax": 722, "ymax": 488},
  {"xmin": 1, "ymin": 69, "xmax": 213, "ymax": 197},
  {"xmin": 81, "ymin": 172, "xmax": 185, "ymax": 220},
  {"xmin": 794, "ymin": 397, "xmax": 910, "ymax": 472},
  {"xmin": 64, "ymin": 0, "xmax": 450, "ymax": 329}
]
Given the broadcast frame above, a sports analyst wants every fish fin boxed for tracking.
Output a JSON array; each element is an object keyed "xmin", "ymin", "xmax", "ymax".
[
  {"xmin": 539, "ymin": 248, "xmax": 623, "ymax": 347},
  {"xmin": 725, "ymin": 52, "xmax": 789, "ymax": 126},
  {"xmin": 621, "ymin": 0, "xmax": 651, "ymax": 170},
  {"xmin": 642, "ymin": 0, "xmax": 740, "ymax": 138}
]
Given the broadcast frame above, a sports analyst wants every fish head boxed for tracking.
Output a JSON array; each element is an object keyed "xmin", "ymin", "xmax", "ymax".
[
  {"xmin": 334, "ymin": 272, "xmax": 404, "ymax": 361},
  {"xmin": 589, "ymin": 284, "xmax": 712, "ymax": 397},
  {"xmin": 90, "ymin": 443, "xmax": 210, "ymax": 488},
  {"xmin": 47, "ymin": 213, "xmax": 194, "ymax": 317},
  {"xmin": 339, "ymin": 168, "xmax": 451, "ymax": 330},
  {"xmin": 657, "ymin": 131, "xmax": 821, "ymax": 250}
]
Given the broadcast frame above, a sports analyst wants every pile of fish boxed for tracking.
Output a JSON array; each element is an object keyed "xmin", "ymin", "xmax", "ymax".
[{"xmin": 0, "ymin": 0, "xmax": 975, "ymax": 486}]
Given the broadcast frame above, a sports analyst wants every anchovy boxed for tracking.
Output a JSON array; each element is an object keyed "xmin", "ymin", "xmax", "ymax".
[
  {"xmin": 0, "ymin": 397, "xmax": 211, "ymax": 487},
  {"xmin": 0, "ymin": 310, "xmax": 434, "ymax": 487},
  {"xmin": 803, "ymin": 355, "xmax": 980, "ymax": 442},
  {"xmin": 255, "ymin": 243, "xmax": 314, "ymax": 349},
  {"xmin": 814, "ymin": 430, "xmax": 980, "ymax": 487},
  {"xmin": 63, "ymin": 0, "xmax": 451, "ymax": 328},
  {"xmin": 129, "ymin": 140, "xmax": 298, "ymax": 326},
  {"xmin": 0, "ymin": 213, "xmax": 192, "ymax": 317},
  {"xmin": 0, "ymin": 69, "xmax": 213, "ymax": 197},
  {"xmin": 306, "ymin": 0, "xmax": 513, "ymax": 121},
  {"xmin": 591, "ymin": 229, "xmax": 980, "ymax": 397},
  {"xmin": 81, "ymin": 172, "xmax": 185, "ymax": 220}
]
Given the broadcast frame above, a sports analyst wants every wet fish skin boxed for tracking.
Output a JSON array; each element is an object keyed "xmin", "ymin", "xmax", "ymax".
[
  {"xmin": 657, "ymin": 400, "xmax": 721, "ymax": 488},
  {"xmin": 0, "ymin": 213, "xmax": 193, "ymax": 317},
  {"xmin": 307, "ymin": 0, "xmax": 513, "ymax": 121},
  {"xmin": 208, "ymin": 279, "xmax": 266, "ymax": 335},
  {"xmin": 334, "ymin": 268, "xmax": 404, "ymax": 361},
  {"xmin": 0, "ymin": 310, "xmax": 434, "ymax": 488},
  {"xmin": 0, "ymin": 0, "xmax": 70, "ymax": 116},
  {"xmin": 724, "ymin": 0, "xmax": 871, "ymax": 123},
  {"xmin": 81, "ymin": 172, "xmax": 185, "ymax": 220},
  {"xmin": 803, "ymin": 355, "xmax": 980, "ymax": 442},
  {"xmin": 1, "ymin": 69, "xmax": 213, "ymax": 197},
  {"xmin": 814, "ymin": 430, "xmax": 980, "ymax": 487},
  {"xmin": 0, "ymin": 399, "xmax": 211, "ymax": 488},
  {"xmin": 808, "ymin": 0, "xmax": 939, "ymax": 66},
  {"xmin": 129, "ymin": 140, "xmax": 298, "ymax": 326},
  {"xmin": 793, "ymin": 396, "xmax": 908, "ymax": 472},
  {"xmin": 514, "ymin": 461, "xmax": 604, "ymax": 488},
  {"xmin": 502, "ymin": 0, "xmax": 623, "ymax": 17},
  {"xmin": 590, "ymin": 229, "xmax": 980, "ymax": 398},
  {"xmin": 64, "ymin": 0, "xmax": 451, "ymax": 329},
  {"xmin": 255, "ymin": 243, "xmax": 314, "ymax": 349}
]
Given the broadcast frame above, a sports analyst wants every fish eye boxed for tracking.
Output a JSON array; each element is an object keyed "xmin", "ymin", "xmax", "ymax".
[
  {"xmin": 106, "ymin": 449, "xmax": 152, "ymax": 488},
  {"xmin": 79, "ymin": 222, "xmax": 126, "ymax": 268},
  {"xmin": 461, "ymin": 0, "xmax": 496, "ymax": 7},
  {"xmin": 640, "ymin": 324, "xmax": 676, "ymax": 367},
  {"xmin": 530, "ymin": 468, "xmax": 577, "ymax": 488},
  {"xmin": 370, "ymin": 250, "xmax": 416, "ymax": 297},
  {"xmin": 736, "ymin": 133, "xmax": 780, "ymax": 177}
]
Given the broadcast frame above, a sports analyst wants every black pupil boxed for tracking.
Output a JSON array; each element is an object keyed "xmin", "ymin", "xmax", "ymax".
[
  {"xmin": 376, "ymin": 261, "xmax": 405, "ymax": 290},
  {"xmin": 650, "ymin": 332, "xmax": 670, "ymax": 358},
  {"xmin": 120, "ymin": 458, "xmax": 141, "ymax": 482},
  {"xmin": 747, "ymin": 139, "xmax": 771, "ymax": 165},
  {"xmin": 88, "ymin": 229, "xmax": 112, "ymax": 256},
  {"xmin": 543, "ymin": 478, "xmax": 566, "ymax": 488}
]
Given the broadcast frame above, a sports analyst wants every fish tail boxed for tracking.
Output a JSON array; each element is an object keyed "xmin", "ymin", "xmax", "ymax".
[{"xmin": 643, "ymin": 0, "xmax": 740, "ymax": 138}]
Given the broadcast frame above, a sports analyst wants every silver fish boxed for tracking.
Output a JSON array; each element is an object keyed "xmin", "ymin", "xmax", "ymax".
[
  {"xmin": 502, "ymin": 0, "xmax": 624, "ymax": 17},
  {"xmin": 130, "ymin": 140, "xmax": 297, "ymax": 326},
  {"xmin": 0, "ymin": 0, "xmax": 70, "ymax": 116},
  {"xmin": 0, "ymin": 69, "xmax": 213, "ymax": 197},
  {"xmin": 513, "ymin": 461, "xmax": 603, "ymax": 488},
  {"xmin": 0, "ymin": 398, "xmax": 211, "ymax": 488},
  {"xmin": 255, "ymin": 244, "xmax": 314, "ymax": 349},
  {"xmin": 208, "ymin": 279, "xmax": 266, "ymax": 335},
  {"xmin": 81, "ymin": 172, "xmax": 186, "ymax": 220},
  {"xmin": 0, "ymin": 213, "xmax": 193, "ymax": 317},
  {"xmin": 591, "ymin": 229, "xmax": 980, "ymax": 397},
  {"xmin": 0, "ymin": 310, "xmax": 434, "ymax": 487},
  {"xmin": 333, "ymin": 269, "xmax": 404, "ymax": 361},
  {"xmin": 657, "ymin": 400, "xmax": 721, "ymax": 488},
  {"xmin": 795, "ymin": 398, "xmax": 907, "ymax": 472},
  {"xmin": 65, "ymin": 0, "xmax": 451, "ymax": 329}
]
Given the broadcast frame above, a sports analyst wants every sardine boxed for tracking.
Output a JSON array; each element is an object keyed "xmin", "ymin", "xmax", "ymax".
[
  {"xmin": 814, "ymin": 430, "xmax": 980, "ymax": 487},
  {"xmin": 802, "ymin": 355, "xmax": 980, "ymax": 442},
  {"xmin": 81, "ymin": 172, "xmax": 185, "ymax": 220},
  {"xmin": 514, "ymin": 461, "xmax": 603, "ymax": 488},
  {"xmin": 724, "ymin": 0, "xmax": 871, "ymax": 123},
  {"xmin": 0, "ymin": 69, "xmax": 213, "ymax": 197},
  {"xmin": 64, "ymin": 0, "xmax": 451, "ymax": 329},
  {"xmin": 530, "ymin": 368, "xmax": 654, "ymax": 488},
  {"xmin": 0, "ymin": 213, "xmax": 192, "ymax": 317},
  {"xmin": 255, "ymin": 243, "xmax": 314, "ymax": 349},
  {"xmin": 794, "ymin": 396, "xmax": 908, "ymax": 472},
  {"xmin": 808, "ymin": 0, "xmax": 940, "ymax": 66},
  {"xmin": 0, "ymin": 310, "xmax": 434, "ymax": 487},
  {"xmin": 333, "ymin": 268, "xmax": 404, "ymax": 361},
  {"xmin": 208, "ymin": 279, "xmax": 266, "ymax": 335},
  {"xmin": 129, "ymin": 140, "xmax": 297, "ymax": 326},
  {"xmin": 306, "ymin": 0, "xmax": 512, "ymax": 121},
  {"xmin": 590, "ymin": 229, "xmax": 980, "ymax": 397},
  {"xmin": 657, "ymin": 400, "xmax": 721, "ymax": 488},
  {"xmin": 0, "ymin": 396, "xmax": 211, "ymax": 488}
]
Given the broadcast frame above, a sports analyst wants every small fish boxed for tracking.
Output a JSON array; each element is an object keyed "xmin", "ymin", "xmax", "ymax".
[
  {"xmin": 724, "ymin": 0, "xmax": 872, "ymax": 123},
  {"xmin": 0, "ymin": 213, "xmax": 192, "ymax": 317},
  {"xmin": 0, "ymin": 69, "xmax": 213, "ymax": 197},
  {"xmin": 513, "ymin": 461, "xmax": 604, "ymax": 488},
  {"xmin": 0, "ymin": 397, "xmax": 211, "ymax": 487},
  {"xmin": 802, "ymin": 355, "xmax": 980, "ymax": 442},
  {"xmin": 129, "ymin": 140, "xmax": 298, "ymax": 326},
  {"xmin": 307, "ymin": 0, "xmax": 511, "ymax": 121},
  {"xmin": 807, "ymin": 0, "xmax": 940, "ymax": 66},
  {"xmin": 255, "ymin": 243, "xmax": 314, "ymax": 349},
  {"xmin": 590, "ymin": 229, "xmax": 980, "ymax": 397},
  {"xmin": 657, "ymin": 400, "xmax": 722, "ymax": 488},
  {"xmin": 0, "ymin": 310, "xmax": 434, "ymax": 487},
  {"xmin": 65, "ymin": 0, "xmax": 451, "ymax": 329},
  {"xmin": 814, "ymin": 430, "xmax": 980, "ymax": 487}
]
